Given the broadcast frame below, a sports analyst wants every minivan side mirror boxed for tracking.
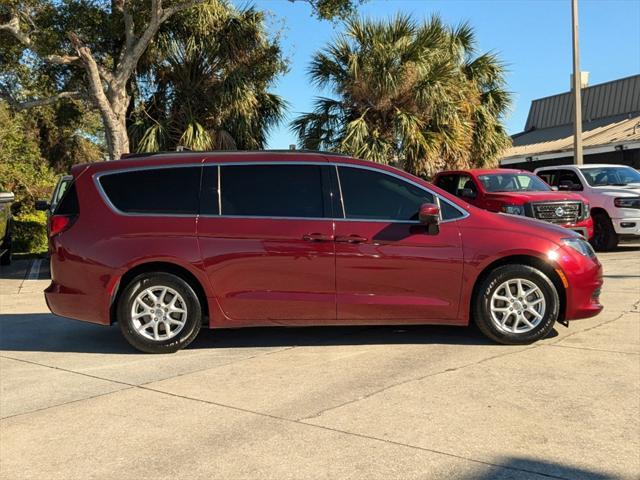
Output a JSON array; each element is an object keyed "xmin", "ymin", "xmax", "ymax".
[
  {"xmin": 35, "ymin": 200, "xmax": 51, "ymax": 211},
  {"xmin": 461, "ymin": 188, "xmax": 477, "ymax": 199},
  {"xmin": 418, "ymin": 203, "xmax": 440, "ymax": 235}
]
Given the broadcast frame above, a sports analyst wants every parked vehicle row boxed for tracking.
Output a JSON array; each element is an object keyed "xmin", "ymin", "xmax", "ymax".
[
  {"xmin": 433, "ymin": 169, "xmax": 594, "ymax": 240},
  {"xmin": 534, "ymin": 164, "xmax": 640, "ymax": 251},
  {"xmin": 42, "ymin": 152, "xmax": 605, "ymax": 353}
]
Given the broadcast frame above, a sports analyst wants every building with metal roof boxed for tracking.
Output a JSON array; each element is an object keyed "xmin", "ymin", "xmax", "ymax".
[{"xmin": 500, "ymin": 74, "xmax": 640, "ymax": 170}]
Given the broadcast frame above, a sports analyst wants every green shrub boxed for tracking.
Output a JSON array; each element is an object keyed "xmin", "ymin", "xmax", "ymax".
[{"xmin": 13, "ymin": 212, "xmax": 48, "ymax": 254}]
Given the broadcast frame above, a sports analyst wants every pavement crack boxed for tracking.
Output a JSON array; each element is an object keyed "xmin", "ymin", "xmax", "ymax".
[
  {"xmin": 133, "ymin": 384, "xmax": 575, "ymax": 480},
  {"xmin": 1, "ymin": 387, "xmax": 136, "ymax": 421},
  {"xmin": 298, "ymin": 344, "xmax": 539, "ymax": 422},
  {"xmin": 548, "ymin": 344, "xmax": 639, "ymax": 355}
]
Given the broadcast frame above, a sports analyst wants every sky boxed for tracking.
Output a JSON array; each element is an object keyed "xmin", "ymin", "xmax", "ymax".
[{"xmin": 249, "ymin": 0, "xmax": 640, "ymax": 149}]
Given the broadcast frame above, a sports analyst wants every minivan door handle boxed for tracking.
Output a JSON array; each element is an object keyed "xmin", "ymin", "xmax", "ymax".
[
  {"xmin": 335, "ymin": 235, "xmax": 368, "ymax": 244},
  {"xmin": 303, "ymin": 233, "xmax": 333, "ymax": 242}
]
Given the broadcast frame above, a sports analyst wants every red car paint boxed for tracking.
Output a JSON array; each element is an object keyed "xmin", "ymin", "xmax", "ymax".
[
  {"xmin": 44, "ymin": 153, "xmax": 603, "ymax": 330},
  {"xmin": 433, "ymin": 169, "xmax": 594, "ymax": 239}
]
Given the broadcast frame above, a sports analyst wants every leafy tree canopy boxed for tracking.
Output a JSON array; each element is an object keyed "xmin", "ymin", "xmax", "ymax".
[
  {"xmin": 129, "ymin": 1, "xmax": 287, "ymax": 152},
  {"xmin": 292, "ymin": 14, "xmax": 512, "ymax": 177}
]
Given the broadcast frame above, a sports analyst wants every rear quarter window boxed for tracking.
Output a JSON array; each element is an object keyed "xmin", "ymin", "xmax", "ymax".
[
  {"xmin": 98, "ymin": 166, "xmax": 201, "ymax": 215},
  {"xmin": 54, "ymin": 182, "xmax": 79, "ymax": 216}
]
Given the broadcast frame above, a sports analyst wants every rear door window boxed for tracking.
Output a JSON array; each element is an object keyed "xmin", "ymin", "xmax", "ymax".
[
  {"xmin": 434, "ymin": 174, "xmax": 460, "ymax": 195},
  {"xmin": 219, "ymin": 164, "xmax": 329, "ymax": 218},
  {"xmin": 98, "ymin": 166, "xmax": 201, "ymax": 214},
  {"xmin": 338, "ymin": 166, "xmax": 434, "ymax": 221}
]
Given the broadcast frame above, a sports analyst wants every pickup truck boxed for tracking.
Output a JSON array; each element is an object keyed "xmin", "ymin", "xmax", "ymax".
[
  {"xmin": 433, "ymin": 169, "xmax": 593, "ymax": 239},
  {"xmin": 0, "ymin": 192, "xmax": 14, "ymax": 266},
  {"xmin": 535, "ymin": 164, "xmax": 640, "ymax": 250}
]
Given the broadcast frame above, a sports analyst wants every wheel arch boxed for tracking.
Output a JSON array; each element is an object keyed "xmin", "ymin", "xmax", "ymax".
[
  {"xmin": 109, "ymin": 261, "xmax": 209, "ymax": 325},
  {"xmin": 469, "ymin": 255, "xmax": 566, "ymax": 324},
  {"xmin": 590, "ymin": 206, "xmax": 609, "ymax": 218}
]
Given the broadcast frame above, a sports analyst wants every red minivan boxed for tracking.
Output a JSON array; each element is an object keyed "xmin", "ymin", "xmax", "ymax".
[{"xmin": 44, "ymin": 152, "xmax": 603, "ymax": 353}]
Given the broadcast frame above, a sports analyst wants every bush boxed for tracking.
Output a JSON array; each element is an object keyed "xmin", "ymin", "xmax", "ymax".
[{"xmin": 12, "ymin": 212, "xmax": 48, "ymax": 254}]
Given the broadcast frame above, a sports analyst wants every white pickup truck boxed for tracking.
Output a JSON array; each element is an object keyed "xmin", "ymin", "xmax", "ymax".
[{"xmin": 534, "ymin": 164, "xmax": 640, "ymax": 251}]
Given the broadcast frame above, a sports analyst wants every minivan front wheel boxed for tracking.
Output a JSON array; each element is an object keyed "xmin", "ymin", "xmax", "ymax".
[
  {"xmin": 118, "ymin": 272, "xmax": 202, "ymax": 353},
  {"xmin": 474, "ymin": 265, "xmax": 559, "ymax": 345}
]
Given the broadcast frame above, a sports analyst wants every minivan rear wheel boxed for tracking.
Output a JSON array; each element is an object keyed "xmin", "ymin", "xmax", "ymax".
[
  {"xmin": 473, "ymin": 265, "xmax": 559, "ymax": 345},
  {"xmin": 118, "ymin": 272, "xmax": 202, "ymax": 353}
]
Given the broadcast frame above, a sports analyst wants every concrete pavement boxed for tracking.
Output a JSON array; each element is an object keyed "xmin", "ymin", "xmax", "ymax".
[{"xmin": 1, "ymin": 247, "xmax": 639, "ymax": 479}]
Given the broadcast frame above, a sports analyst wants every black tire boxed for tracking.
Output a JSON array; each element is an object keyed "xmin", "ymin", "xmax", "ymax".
[
  {"xmin": 118, "ymin": 272, "xmax": 202, "ymax": 353},
  {"xmin": 473, "ymin": 264, "xmax": 559, "ymax": 345},
  {"xmin": 590, "ymin": 211, "xmax": 618, "ymax": 251}
]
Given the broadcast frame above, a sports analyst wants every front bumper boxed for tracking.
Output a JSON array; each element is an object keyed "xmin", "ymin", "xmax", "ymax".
[
  {"xmin": 612, "ymin": 216, "xmax": 640, "ymax": 237},
  {"xmin": 559, "ymin": 253, "xmax": 603, "ymax": 321}
]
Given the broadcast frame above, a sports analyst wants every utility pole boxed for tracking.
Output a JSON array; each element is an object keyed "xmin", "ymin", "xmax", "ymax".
[{"xmin": 572, "ymin": 0, "xmax": 584, "ymax": 165}]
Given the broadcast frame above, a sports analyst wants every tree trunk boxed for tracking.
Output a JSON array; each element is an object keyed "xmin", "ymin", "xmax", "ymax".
[{"xmin": 103, "ymin": 86, "xmax": 131, "ymax": 160}]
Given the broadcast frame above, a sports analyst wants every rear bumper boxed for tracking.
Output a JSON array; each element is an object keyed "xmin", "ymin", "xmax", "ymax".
[{"xmin": 44, "ymin": 281, "xmax": 110, "ymax": 325}]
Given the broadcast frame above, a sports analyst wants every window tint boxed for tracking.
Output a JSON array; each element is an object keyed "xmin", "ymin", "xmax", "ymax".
[
  {"xmin": 581, "ymin": 167, "xmax": 640, "ymax": 186},
  {"xmin": 440, "ymin": 200, "xmax": 464, "ymax": 220},
  {"xmin": 434, "ymin": 174, "xmax": 459, "ymax": 195},
  {"xmin": 338, "ymin": 167, "xmax": 434, "ymax": 221},
  {"xmin": 220, "ymin": 164, "xmax": 326, "ymax": 218},
  {"xmin": 99, "ymin": 167, "xmax": 201, "ymax": 214},
  {"xmin": 478, "ymin": 173, "xmax": 550, "ymax": 192},
  {"xmin": 537, "ymin": 172, "xmax": 556, "ymax": 186},
  {"xmin": 54, "ymin": 182, "xmax": 79, "ymax": 215}
]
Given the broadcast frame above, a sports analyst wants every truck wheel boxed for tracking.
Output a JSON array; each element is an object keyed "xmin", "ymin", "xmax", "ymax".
[
  {"xmin": 473, "ymin": 265, "xmax": 559, "ymax": 345},
  {"xmin": 590, "ymin": 211, "xmax": 618, "ymax": 251},
  {"xmin": 118, "ymin": 272, "xmax": 202, "ymax": 353}
]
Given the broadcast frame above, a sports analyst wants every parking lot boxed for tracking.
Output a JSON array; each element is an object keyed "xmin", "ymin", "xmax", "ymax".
[{"xmin": 0, "ymin": 247, "xmax": 638, "ymax": 480}]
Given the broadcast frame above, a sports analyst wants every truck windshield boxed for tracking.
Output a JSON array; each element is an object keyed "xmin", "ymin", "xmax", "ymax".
[
  {"xmin": 581, "ymin": 167, "xmax": 640, "ymax": 186},
  {"xmin": 478, "ymin": 173, "xmax": 551, "ymax": 192}
]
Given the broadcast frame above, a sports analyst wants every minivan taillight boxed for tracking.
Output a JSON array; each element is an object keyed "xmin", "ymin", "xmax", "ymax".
[{"xmin": 49, "ymin": 215, "xmax": 76, "ymax": 237}]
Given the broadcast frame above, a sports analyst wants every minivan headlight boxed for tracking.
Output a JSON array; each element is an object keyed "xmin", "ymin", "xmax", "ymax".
[
  {"xmin": 562, "ymin": 237, "xmax": 596, "ymax": 258},
  {"xmin": 501, "ymin": 204, "xmax": 525, "ymax": 216},
  {"xmin": 614, "ymin": 197, "xmax": 640, "ymax": 209}
]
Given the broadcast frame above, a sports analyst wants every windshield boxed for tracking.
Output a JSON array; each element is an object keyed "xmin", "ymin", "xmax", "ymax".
[
  {"xmin": 478, "ymin": 173, "xmax": 551, "ymax": 192},
  {"xmin": 581, "ymin": 167, "xmax": 640, "ymax": 186}
]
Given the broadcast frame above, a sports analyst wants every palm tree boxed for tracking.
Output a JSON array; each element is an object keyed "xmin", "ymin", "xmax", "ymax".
[
  {"xmin": 129, "ymin": 1, "xmax": 287, "ymax": 152},
  {"xmin": 291, "ymin": 15, "xmax": 511, "ymax": 177}
]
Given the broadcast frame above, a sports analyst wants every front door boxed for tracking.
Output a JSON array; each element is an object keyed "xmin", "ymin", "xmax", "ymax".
[
  {"xmin": 197, "ymin": 163, "xmax": 337, "ymax": 326},
  {"xmin": 334, "ymin": 166, "xmax": 465, "ymax": 323}
]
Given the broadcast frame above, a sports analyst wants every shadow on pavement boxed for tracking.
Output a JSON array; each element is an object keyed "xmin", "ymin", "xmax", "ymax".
[
  {"xmin": 460, "ymin": 456, "xmax": 616, "ymax": 480},
  {"xmin": 0, "ymin": 312, "xmax": 560, "ymax": 355}
]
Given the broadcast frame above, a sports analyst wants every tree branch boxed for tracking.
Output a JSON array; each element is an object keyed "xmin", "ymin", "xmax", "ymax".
[
  {"xmin": 116, "ymin": 0, "xmax": 205, "ymax": 84},
  {"xmin": 0, "ymin": 12, "xmax": 32, "ymax": 47},
  {"xmin": 160, "ymin": 0, "xmax": 206, "ymax": 22},
  {"xmin": 0, "ymin": 88, "xmax": 81, "ymax": 110},
  {"xmin": 115, "ymin": 0, "xmax": 136, "ymax": 55},
  {"xmin": 44, "ymin": 54, "xmax": 80, "ymax": 64}
]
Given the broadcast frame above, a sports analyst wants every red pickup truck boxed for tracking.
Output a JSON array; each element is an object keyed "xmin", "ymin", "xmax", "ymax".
[{"xmin": 433, "ymin": 169, "xmax": 594, "ymax": 239}]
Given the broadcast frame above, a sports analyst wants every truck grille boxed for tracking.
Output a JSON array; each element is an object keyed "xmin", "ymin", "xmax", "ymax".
[{"xmin": 531, "ymin": 201, "xmax": 582, "ymax": 225}]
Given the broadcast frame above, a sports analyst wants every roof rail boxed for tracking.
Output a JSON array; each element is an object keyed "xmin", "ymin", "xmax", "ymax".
[{"xmin": 119, "ymin": 149, "xmax": 348, "ymax": 160}]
